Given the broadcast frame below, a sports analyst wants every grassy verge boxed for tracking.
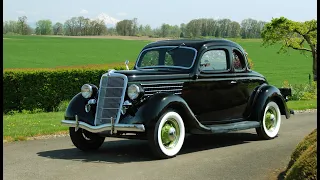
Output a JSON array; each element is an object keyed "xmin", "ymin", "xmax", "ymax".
[
  {"xmin": 3, "ymin": 111, "xmax": 66, "ymax": 142},
  {"xmin": 3, "ymin": 100, "xmax": 317, "ymax": 142},
  {"xmin": 287, "ymin": 99, "xmax": 317, "ymax": 110}
]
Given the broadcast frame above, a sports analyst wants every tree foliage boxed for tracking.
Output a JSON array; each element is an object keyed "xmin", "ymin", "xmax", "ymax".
[
  {"xmin": 261, "ymin": 17, "xmax": 317, "ymax": 80},
  {"xmin": 3, "ymin": 16, "xmax": 33, "ymax": 35},
  {"xmin": 52, "ymin": 22, "xmax": 63, "ymax": 35},
  {"xmin": 63, "ymin": 16, "xmax": 107, "ymax": 36},
  {"xmin": 3, "ymin": 16, "xmax": 267, "ymax": 39},
  {"xmin": 35, "ymin": 19, "xmax": 52, "ymax": 35}
]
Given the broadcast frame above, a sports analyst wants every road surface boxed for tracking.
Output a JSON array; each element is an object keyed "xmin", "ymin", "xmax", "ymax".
[{"xmin": 4, "ymin": 112, "xmax": 317, "ymax": 180}]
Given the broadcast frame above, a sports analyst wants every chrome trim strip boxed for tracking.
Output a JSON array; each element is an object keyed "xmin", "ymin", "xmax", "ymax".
[
  {"xmin": 61, "ymin": 120, "xmax": 145, "ymax": 133},
  {"xmin": 144, "ymin": 89, "xmax": 182, "ymax": 93},
  {"xmin": 135, "ymin": 46, "xmax": 198, "ymax": 70},
  {"xmin": 144, "ymin": 92, "xmax": 182, "ymax": 96},
  {"xmin": 141, "ymin": 82, "xmax": 184, "ymax": 86},
  {"xmin": 143, "ymin": 86, "xmax": 183, "ymax": 89}
]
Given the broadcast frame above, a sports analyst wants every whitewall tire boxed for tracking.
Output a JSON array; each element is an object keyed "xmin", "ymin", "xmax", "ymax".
[
  {"xmin": 256, "ymin": 101, "xmax": 281, "ymax": 140},
  {"xmin": 148, "ymin": 110, "xmax": 185, "ymax": 159}
]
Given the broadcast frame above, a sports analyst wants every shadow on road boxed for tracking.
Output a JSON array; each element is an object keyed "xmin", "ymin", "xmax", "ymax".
[{"xmin": 37, "ymin": 132, "xmax": 260, "ymax": 164}]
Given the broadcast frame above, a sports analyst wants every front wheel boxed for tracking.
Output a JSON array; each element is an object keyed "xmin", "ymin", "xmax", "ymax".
[
  {"xmin": 256, "ymin": 101, "xmax": 281, "ymax": 140},
  {"xmin": 69, "ymin": 127, "xmax": 105, "ymax": 151},
  {"xmin": 148, "ymin": 111, "xmax": 185, "ymax": 159}
]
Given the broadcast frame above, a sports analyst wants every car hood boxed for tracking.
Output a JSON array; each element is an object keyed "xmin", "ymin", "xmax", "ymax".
[{"xmin": 113, "ymin": 70, "xmax": 192, "ymax": 82}]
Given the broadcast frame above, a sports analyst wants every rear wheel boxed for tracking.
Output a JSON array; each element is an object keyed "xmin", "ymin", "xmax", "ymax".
[
  {"xmin": 148, "ymin": 111, "xmax": 185, "ymax": 159},
  {"xmin": 256, "ymin": 101, "xmax": 281, "ymax": 140},
  {"xmin": 69, "ymin": 127, "xmax": 105, "ymax": 151}
]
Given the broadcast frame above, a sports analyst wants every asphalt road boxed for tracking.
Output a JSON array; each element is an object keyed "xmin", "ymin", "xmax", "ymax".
[{"xmin": 4, "ymin": 112, "xmax": 317, "ymax": 180}]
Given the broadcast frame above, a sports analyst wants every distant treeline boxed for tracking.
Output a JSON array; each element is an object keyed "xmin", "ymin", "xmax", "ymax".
[{"xmin": 3, "ymin": 16, "xmax": 267, "ymax": 39}]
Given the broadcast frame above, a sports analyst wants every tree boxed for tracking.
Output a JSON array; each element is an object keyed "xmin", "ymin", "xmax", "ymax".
[
  {"xmin": 144, "ymin": 24, "xmax": 153, "ymax": 37},
  {"xmin": 132, "ymin": 18, "xmax": 138, "ymax": 36},
  {"xmin": 3, "ymin": 20, "xmax": 19, "ymax": 34},
  {"xmin": 261, "ymin": 17, "xmax": 317, "ymax": 81},
  {"xmin": 53, "ymin": 22, "xmax": 63, "ymax": 35},
  {"xmin": 180, "ymin": 23, "xmax": 186, "ymax": 37},
  {"xmin": 17, "ymin": 16, "xmax": 30, "ymax": 35},
  {"xmin": 229, "ymin": 21, "xmax": 241, "ymax": 37},
  {"xmin": 116, "ymin": 19, "xmax": 133, "ymax": 36},
  {"xmin": 160, "ymin": 23, "xmax": 170, "ymax": 37},
  {"xmin": 35, "ymin": 19, "xmax": 52, "ymax": 35}
]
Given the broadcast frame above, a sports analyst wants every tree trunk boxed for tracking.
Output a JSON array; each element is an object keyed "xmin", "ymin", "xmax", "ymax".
[{"xmin": 312, "ymin": 49, "xmax": 317, "ymax": 81}]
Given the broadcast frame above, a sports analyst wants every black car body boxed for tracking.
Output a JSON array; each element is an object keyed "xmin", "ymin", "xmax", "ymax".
[{"xmin": 62, "ymin": 39, "xmax": 294, "ymax": 158}]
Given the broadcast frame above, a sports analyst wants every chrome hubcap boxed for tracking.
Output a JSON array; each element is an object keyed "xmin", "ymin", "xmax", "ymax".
[
  {"xmin": 265, "ymin": 107, "xmax": 278, "ymax": 132},
  {"xmin": 168, "ymin": 127, "xmax": 176, "ymax": 141},
  {"xmin": 161, "ymin": 118, "xmax": 180, "ymax": 149}
]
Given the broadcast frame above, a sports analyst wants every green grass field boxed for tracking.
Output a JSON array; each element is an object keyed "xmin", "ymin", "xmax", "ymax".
[{"xmin": 4, "ymin": 35, "xmax": 313, "ymax": 87}]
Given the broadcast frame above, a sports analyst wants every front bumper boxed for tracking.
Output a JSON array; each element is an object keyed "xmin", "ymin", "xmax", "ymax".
[{"xmin": 61, "ymin": 119, "xmax": 145, "ymax": 133}]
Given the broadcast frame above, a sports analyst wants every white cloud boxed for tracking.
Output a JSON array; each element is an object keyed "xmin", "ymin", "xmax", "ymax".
[
  {"xmin": 80, "ymin": 9, "xmax": 89, "ymax": 14},
  {"xmin": 16, "ymin": 10, "xmax": 25, "ymax": 14},
  {"xmin": 116, "ymin": 12, "xmax": 127, "ymax": 16}
]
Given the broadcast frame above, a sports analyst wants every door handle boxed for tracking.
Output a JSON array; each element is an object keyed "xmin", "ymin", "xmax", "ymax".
[{"xmin": 230, "ymin": 81, "xmax": 237, "ymax": 84}]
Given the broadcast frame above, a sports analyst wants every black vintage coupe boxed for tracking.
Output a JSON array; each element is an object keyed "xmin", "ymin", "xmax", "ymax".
[{"xmin": 62, "ymin": 39, "xmax": 294, "ymax": 159}]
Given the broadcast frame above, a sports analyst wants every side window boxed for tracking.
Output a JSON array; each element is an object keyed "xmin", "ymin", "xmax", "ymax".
[
  {"xmin": 140, "ymin": 51, "xmax": 159, "ymax": 67},
  {"xmin": 200, "ymin": 50, "xmax": 227, "ymax": 71},
  {"xmin": 232, "ymin": 49, "xmax": 246, "ymax": 71}
]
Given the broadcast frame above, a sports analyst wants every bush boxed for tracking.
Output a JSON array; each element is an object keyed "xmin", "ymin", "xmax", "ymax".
[
  {"xmin": 54, "ymin": 100, "xmax": 70, "ymax": 112},
  {"xmin": 287, "ymin": 129, "xmax": 317, "ymax": 169},
  {"xmin": 3, "ymin": 67, "xmax": 128, "ymax": 114},
  {"xmin": 285, "ymin": 129, "xmax": 317, "ymax": 180},
  {"xmin": 282, "ymin": 81, "xmax": 317, "ymax": 100}
]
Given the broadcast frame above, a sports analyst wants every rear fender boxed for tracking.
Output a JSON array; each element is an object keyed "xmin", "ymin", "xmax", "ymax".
[{"xmin": 249, "ymin": 85, "xmax": 290, "ymax": 121}]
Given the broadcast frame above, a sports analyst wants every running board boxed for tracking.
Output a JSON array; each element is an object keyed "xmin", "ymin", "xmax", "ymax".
[{"xmin": 206, "ymin": 121, "xmax": 261, "ymax": 134}]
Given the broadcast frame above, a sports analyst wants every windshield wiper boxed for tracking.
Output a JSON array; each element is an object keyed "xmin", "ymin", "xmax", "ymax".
[{"xmin": 167, "ymin": 43, "xmax": 185, "ymax": 53}]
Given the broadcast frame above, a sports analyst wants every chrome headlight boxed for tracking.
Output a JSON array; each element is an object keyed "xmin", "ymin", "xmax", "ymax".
[
  {"xmin": 127, "ymin": 84, "xmax": 141, "ymax": 100},
  {"xmin": 81, "ymin": 84, "xmax": 93, "ymax": 98}
]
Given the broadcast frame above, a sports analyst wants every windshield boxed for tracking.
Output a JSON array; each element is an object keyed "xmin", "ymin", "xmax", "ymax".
[{"xmin": 135, "ymin": 46, "xmax": 197, "ymax": 69}]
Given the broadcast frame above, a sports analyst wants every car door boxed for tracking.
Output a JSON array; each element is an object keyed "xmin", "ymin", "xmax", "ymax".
[
  {"xmin": 182, "ymin": 46, "xmax": 242, "ymax": 124},
  {"xmin": 231, "ymin": 48, "xmax": 266, "ymax": 119}
]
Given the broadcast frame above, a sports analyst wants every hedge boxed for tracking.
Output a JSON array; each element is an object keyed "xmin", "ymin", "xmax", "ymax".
[
  {"xmin": 3, "ymin": 67, "xmax": 127, "ymax": 113},
  {"xmin": 285, "ymin": 129, "xmax": 317, "ymax": 180}
]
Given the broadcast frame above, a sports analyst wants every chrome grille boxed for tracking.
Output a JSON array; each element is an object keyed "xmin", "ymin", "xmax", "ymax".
[
  {"xmin": 141, "ymin": 82, "xmax": 183, "ymax": 96},
  {"xmin": 95, "ymin": 72, "xmax": 127, "ymax": 125}
]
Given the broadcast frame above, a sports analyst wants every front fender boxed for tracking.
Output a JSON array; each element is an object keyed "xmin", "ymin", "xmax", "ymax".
[
  {"xmin": 64, "ymin": 93, "xmax": 95, "ymax": 125},
  {"xmin": 122, "ymin": 93, "xmax": 210, "ymax": 133},
  {"xmin": 249, "ymin": 84, "xmax": 290, "ymax": 121}
]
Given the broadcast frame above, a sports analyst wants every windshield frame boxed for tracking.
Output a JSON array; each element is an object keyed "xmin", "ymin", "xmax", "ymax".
[{"xmin": 134, "ymin": 46, "xmax": 198, "ymax": 70}]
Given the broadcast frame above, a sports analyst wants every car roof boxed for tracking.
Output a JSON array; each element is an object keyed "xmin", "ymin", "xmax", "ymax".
[{"xmin": 142, "ymin": 39, "xmax": 245, "ymax": 52}]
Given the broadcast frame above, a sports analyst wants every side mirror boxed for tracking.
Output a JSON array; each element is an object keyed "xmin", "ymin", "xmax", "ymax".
[{"xmin": 125, "ymin": 60, "xmax": 129, "ymax": 70}]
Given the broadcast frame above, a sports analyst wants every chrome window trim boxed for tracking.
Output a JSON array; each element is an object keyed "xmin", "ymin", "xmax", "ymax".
[
  {"xmin": 135, "ymin": 46, "xmax": 198, "ymax": 70},
  {"xmin": 94, "ymin": 71, "xmax": 128, "ymax": 125}
]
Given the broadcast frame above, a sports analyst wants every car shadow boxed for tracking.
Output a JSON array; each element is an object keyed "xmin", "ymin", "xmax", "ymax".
[{"xmin": 37, "ymin": 132, "xmax": 260, "ymax": 164}]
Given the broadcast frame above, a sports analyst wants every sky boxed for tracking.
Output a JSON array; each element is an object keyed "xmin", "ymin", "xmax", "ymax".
[{"xmin": 3, "ymin": 0, "xmax": 317, "ymax": 28}]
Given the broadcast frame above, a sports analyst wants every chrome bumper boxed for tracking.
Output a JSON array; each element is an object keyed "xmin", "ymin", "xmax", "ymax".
[{"xmin": 61, "ymin": 120, "xmax": 145, "ymax": 133}]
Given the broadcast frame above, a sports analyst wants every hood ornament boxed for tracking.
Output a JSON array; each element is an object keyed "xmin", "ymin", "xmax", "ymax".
[{"xmin": 125, "ymin": 60, "xmax": 129, "ymax": 70}]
